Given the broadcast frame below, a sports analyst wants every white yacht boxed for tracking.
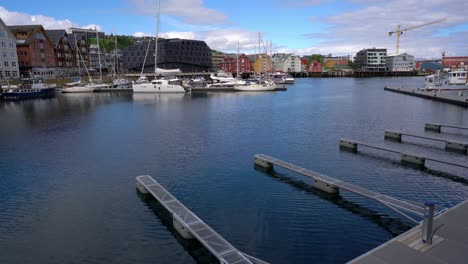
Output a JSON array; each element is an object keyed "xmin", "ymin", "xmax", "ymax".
[
  {"xmin": 133, "ymin": 79, "xmax": 187, "ymax": 93},
  {"xmin": 133, "ymin": 0, "xmax": 186, "ymax": 93},
  {"xmin": 234, "ymin": 79, "xmax": 276, "ymax": 91},
  {"xmin": 423, "ymin": 68, "xmax": 468, "ymax": 90}
]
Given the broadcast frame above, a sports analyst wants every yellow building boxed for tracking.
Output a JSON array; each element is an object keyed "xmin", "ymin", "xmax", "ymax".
[{"xmin": 252, "ymin": 53, "xmax": 273, "ymax": 74}]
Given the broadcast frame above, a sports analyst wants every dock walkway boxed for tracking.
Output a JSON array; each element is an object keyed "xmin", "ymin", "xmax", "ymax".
[
  {"xmin": 340, "ymin": 138, "xmax": 468, "ymax": 170},
  {"xmin": 384, "ymin": 130, "xmax": 468, "ymax": 153},
  {"xmin": 349, "ymin": 200, "xmax": 468, "ymax": 264},
  {"xmin": 136, "ymin": 175, "xmax": 267, "ymax": 264},
  {"xmin": 384, "ymin": 86, "xmax": 468, "ymax": 107},
  {"xmin": 254, "ymin": 154, "xmax": 437, "ymax": 222}
]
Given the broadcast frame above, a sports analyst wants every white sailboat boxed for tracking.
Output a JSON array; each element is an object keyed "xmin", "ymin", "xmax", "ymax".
[
  {"xmin": 63, "ymin": 28, "xmax": 112, "ymax": 93},
  {"xmin": 235, "ymin": 33, "xmax": 276, "ymax": 91},
  {"xmin": 133, "ymin": 0, "xmax": 186, "ymax": 93}
]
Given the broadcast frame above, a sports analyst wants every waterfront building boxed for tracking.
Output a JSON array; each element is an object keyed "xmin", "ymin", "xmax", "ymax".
[
  {"xmin": 386, "ymin": 53, "xmax": 414, "ymax": 72},
  {"xmin": 8, "ymin": 25, "xmax": 57, "ymax": 78},
  {"xmin": 45, "ymin": 29, "xmax": 76, "ymax": 77},
  {"xmin": 0, "ymin": 17, "xmax": 19, "ymax": 79},
  {"xmin": 89, "ymin": 43, "xmax": 113, "ymax": 75},
  {"xmin": 220, "ymin": 53, "xmax": 253, "ymax": 74},
  {"xmin": 271, "ymin": 53, "xmax": 301, "ymax": 73},
  {"xmin": 354, "ymin": 48, "xmax": 387, "ymax": 71},
  {"xmin": 300, "ymin": 58, "xmax": 308, "ymax": 72},
  {"xmin": 211, "ymin": 50, "xmax": 225, "ymax": 72},
  {"xmin": 68, "ymin": 27, "xmax": 104, "ymax": 40},
  {"xmin": 442, "ymin": 56, "xmax": 468, "ymax": 69},
  {"xmin": 68, "ymin": 33, "xmax": 90, "ymax": 74},
  {"xmin": 323, "ymin": 55, "xmax": 350, "ymax": 71},
  {"xmin": 252, "ymin": 53, "xmax": 273, "ymax": 74},
  {"xmin": 122, "ymin": 38, "xmax": 212, "ymax": 73},
  {"xmin": 307, "ymin": 60, "xmax": 322, "ymax": 73}
]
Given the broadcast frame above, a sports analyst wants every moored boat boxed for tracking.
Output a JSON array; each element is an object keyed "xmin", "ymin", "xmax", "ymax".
[{"xmin": 2, "ymin": 78, "xmax": 56, "ymax": 100}]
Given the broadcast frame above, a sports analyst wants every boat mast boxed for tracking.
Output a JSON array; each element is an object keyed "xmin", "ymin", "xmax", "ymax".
[
  {"xmin": 154, "ymin": 0, "xmax": 161, "ymax": 76},
  {"xmin": 237, "ymin": 41, "xmax": 239, "ymax": 79},
  {"xmin": 74, "ymin": 34, "xmax": 81, "ymax": 76},
  {"xmin": 96, "ymin": 27, "xmax": 103, "ymax": 83}
]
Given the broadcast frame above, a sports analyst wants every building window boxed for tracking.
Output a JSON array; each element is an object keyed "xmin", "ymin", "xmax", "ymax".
[
  {"xmin": 12, "ymin": 71, "xmax": 18, "ymax": 77},
  {"xmin": 5, "ymin": 71, "xmax": 10, "ymax": 77},
  {"xmin": 12, "ymin": 61, "xmax": 16, "ymax": 66},
  {"xmin": 4, "ymin": 61, "xmax": 8, "ymax": 66},
  {"xmin": 2, "ymin": 52, "xmax": 6, "ymax": 57}
]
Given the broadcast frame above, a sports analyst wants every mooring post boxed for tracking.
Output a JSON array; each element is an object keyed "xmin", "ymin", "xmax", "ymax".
[
  {"xmin": 422, "ymin": 201, "xmax": 435, "ymax": 244},
  {"xmin": 425, "ymin": 123, "xmax": 441, "ymax": 133}
]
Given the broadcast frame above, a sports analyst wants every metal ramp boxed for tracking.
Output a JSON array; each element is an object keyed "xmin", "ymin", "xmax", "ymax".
[
  {"xmin": 254, "ymin": 154, "xmax": 444, "ymax": 223},
  {"xmin": 136, "ymin": 175, "xmax": 268, "ymax": 264}
]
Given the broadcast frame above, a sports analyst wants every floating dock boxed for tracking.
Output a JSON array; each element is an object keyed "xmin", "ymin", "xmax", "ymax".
[
  {"xmin": 254, "ymin": 154, "xmax": 441, "ymax": 222},
  {"xmin": 425, "ymin": 122, "xmax": 468, "ymax": 133},
  {"xmin": 384, "ymin": 130, "xmax": 468, "ymax": 153},
  {"xmin": 384, "ymin": 86, "xmax": 468, "ymax": 107},
  {"xmin": 190, "ymin": 86, "xmax": 287, "ymax": 92},
  {"xmin": 136, "ymin": 175, "xmax": 268, "ymax": 264},
  {"xmin": 349, "ymin": 199, "xmax": 468, "ymax": 264},
  {"xmin": 340, "ymin": 138, "xmax": 468, "ymax": 170}
]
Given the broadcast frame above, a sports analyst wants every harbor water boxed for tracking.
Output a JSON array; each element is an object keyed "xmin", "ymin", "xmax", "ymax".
[{"xmin": 0, "ymin": 77, "xmax": 467, "ymax": 263}]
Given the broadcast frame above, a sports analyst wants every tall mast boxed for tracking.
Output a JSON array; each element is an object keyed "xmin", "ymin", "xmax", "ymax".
[
  {"xmin": 258, "ymin": 32, "xmax": 261, "ymax": 76},
  {"xmin": 154, "ymin": 0, "xmax": 161, "ymax": 75},
  {"xmin": 114, "ymin": 35, "xmax": 117, "ymax": 76},
  {"xmin": 74, "ymin": 34, "xmax": 81, "ymax": 75},
  {"xmin": 96, "ymin": 27, "xmax": 102, "ymax": 82},
  {"xmin": 237, "ymin": 41, "xmax": 239, "ymax": 78}
]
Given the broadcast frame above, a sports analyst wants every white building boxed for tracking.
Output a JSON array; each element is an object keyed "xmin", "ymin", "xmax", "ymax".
[
  {"xmin": 355, "ymin": 48, "xmax": 387, "ymax": 71},
  {"xmin": 272, "ymin": 53, "xmax": 301, "ymax": 73},
  {"xmin": 386, "ymin": 53, "xmax": 414, "ymax": 72},
  {"xmin": 0, "ymin": 18, "xmax": 19, "ymax": 79}
]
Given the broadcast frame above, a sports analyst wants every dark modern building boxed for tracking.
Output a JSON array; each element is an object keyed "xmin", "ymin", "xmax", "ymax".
[{"xmin": 122, "ymin": 38, "xmax": 212, "ymax": 73}]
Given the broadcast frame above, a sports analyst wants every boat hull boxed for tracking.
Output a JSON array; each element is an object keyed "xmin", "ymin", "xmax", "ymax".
[
  {"xmin": 61, "ymin": 87, "xmax": 96, "ymax": 93},
  {"xmin": 2, "ymin": 88, "xmax": 55, "ymax": 100},
  {"xmin": 133, "ymin": 83, "xmax": 186, "ymax": 93},
  {"xmin": 234, "ymin": 84, "xmax": 276, "ymax": 91}
]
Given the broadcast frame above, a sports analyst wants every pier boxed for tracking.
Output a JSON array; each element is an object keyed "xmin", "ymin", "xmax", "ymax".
[
  {"xmin": 254, "ymin": 154, "xmax": 441, "ymax": 223},
  {"xmin": 135, "ymin": 175, "xmax": 268, "ymax": 264},
  {"xmin": 340, "ymin": 138, "xmax": 468, "ymax": 170},
  {"xmin": 384, "ymin": 86, "xmax": 468, "ymax": 107},
  {"xmin": 425, "ymin": 122, "xmax": 468, "ymax": 133},
  {"xmin": 349, "ymin": 199, "xmax": 468, "ymax": 264},
  {"xmin": 384, "ymin": 130, "xmax": 468, "ymax": 153}
]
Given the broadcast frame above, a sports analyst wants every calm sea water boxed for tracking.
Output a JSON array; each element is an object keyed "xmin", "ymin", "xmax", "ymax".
[{"xmin": 0, "ymin": 77, "xmax": 467, "ymax": 264}]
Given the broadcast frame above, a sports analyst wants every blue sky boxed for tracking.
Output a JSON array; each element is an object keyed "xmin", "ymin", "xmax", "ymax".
[{"xmin": 1, "ymin": 0, "xmax": 467, "ymax": 57}]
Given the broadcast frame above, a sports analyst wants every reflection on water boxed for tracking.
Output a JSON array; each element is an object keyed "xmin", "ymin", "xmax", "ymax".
[
  {"xmin": 254, "ymin": 165, "xmax": 413, "ymax": 237},
  {"xmin": 132, "ymin": 93, "xmax": 187, "ymax": 103}
]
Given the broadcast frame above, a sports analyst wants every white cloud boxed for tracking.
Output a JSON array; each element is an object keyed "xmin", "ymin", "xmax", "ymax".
[
  {"xmin": 159, "ymin": 31, "xmax": 196, "ymax": 39},
  {"xmin": 300, "ymin": 0, "xmax": 468, "ymax": 57},
  {"xmin": 0, "ymin": 6, "xmax": 102, "ymax": 31},
  {"xmin": 128, "ymin": 0, "xmax": 228, "ymax": 25},
  {"xmin": 133, "ymin": 31, "xmax": 153, "ymax": 37}
]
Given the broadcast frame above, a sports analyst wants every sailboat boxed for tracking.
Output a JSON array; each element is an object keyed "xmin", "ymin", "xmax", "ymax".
[
  {"xmin": 133, "ymin": 0, "xmax": 187, "ymax": 93},
  {"xmin": 234, "ymin": 33, "xmax": 276, "ymax": 91},
  {"xmin": 63, "ymin": 28, "xmax": 112, "ymax": 93}
]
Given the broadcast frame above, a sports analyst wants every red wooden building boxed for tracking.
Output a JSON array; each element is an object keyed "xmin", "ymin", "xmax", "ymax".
[
  {"xmin": 8, "ymin": 25, "xmax": 57, "ymax": 78},
  {"xmin": 220, "ymin": 53, "xmax": 253, "ymax": 74},
  {"xmin": 307, "ymin": 60, "xmax": 322, "ymax": 73}
]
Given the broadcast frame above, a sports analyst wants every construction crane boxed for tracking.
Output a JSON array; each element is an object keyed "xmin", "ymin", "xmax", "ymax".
[{"xmin": 389, "ymin": 18, "xmax": 447, "ymax": 54}]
